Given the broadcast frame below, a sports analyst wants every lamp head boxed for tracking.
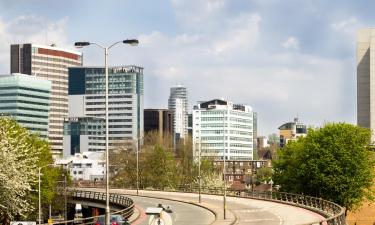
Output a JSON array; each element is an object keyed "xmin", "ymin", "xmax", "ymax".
[
  {"xmin": 123, "ymin": 39, "xmax": 139, "ymax": 46},
  {"xmin": 74, "ymin": 42, "xmax": 91, "ymax": 48}
]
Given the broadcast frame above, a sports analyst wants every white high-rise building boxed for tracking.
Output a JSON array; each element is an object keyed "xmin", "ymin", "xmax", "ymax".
[
  {"xmin": 357, "ymin": 28, "xmax": 375, "ymax": 141},
  {"xmin": 11, "ymin": 44, "xmax": 83, "ymax": 155},
  {"xmin": 193, "ymin": 99, "xmax": 254, "ymax": 161},
  {"xmin": 168, "ymin": 85, "xmax": 188, "ymax": 142}
]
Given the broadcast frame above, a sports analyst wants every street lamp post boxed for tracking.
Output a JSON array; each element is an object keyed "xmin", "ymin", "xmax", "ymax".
[
  {"xmin": 137, "ymin": 139, "xmax": 139, "ymax": 195},
  {"xmin": 38, "ymin": 164, "xmax": 54, "ymax": 225},
  {"xmin": 222, "ymin": 109, "xmax": 227, "ymax": 220},
  {"xmin": 74, "ymin": 39, "xmax": 138, "ymax": 225},
  {"xmin": 198, "ymin": 138, "xmax": 202, "ymax": 203}
]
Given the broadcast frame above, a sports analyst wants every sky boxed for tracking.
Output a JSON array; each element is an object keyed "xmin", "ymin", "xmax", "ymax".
[{"xmin": 0, "ymin": 0, "xmax": 374, "ymax": 136}]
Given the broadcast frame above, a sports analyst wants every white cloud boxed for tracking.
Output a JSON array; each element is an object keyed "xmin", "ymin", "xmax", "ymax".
[
  {"xmin": 84, "ymin": 2, "xmax": 356, "ymax": 135},
  {"xmin": 0, "ymin": 15, "xmax": 70, "ymax": 73},
  {"xmin": 282, "ymin": 36, "xmax": 299, "ymax": 50},
  {"xmin": 331, "ymin": 16, "xmax": 361, "ymax": 33},
  {"xmin": 170, "ymin": 0, "xmax": 227, "ymax": 30},
  {"xmin": 212, "ymin": 13, "xmax": 261, "ymax": 54}
]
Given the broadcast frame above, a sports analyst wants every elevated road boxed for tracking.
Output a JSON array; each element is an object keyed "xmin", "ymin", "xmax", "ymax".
[
  {"xmin": 85, "ymin": 188, "xmax": 327, "ymax": 225},
  {"xmin": 130, "ymin": 195, "xmax": 215, "ymax": 225}
]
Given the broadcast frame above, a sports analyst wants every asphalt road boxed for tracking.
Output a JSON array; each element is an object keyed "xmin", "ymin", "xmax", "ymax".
[
  {"xmin": 85, "ymin": 188, "xmax": 325, "ymax": 225},
  {"xmin": 130, "ymin": 195, "xmax": 215, "ymax": 225}
]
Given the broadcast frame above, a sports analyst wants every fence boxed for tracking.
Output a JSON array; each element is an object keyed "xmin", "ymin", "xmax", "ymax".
[{"xmin": 45, "ymin": 190, "xmax": 134, "ymax": 225}]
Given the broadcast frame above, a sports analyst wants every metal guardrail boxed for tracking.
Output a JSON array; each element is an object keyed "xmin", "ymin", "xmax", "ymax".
[
  {"xmin": 116, "ymin": 184, "xmax": 345, "ymax": 225},
  {"xmin": 77, "ymin": 182, "xmax": 346, "ymax": 225},
  {"xmin": 175, "ymin": 185, "xmax": 347, "ymax": 225},
  {"xmin": 45, "ymin": 190, "xmax": 134, "ymax": 225}
]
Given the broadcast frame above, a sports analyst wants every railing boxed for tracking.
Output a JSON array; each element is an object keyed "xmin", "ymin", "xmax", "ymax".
[
  {"xmin": 109, "ymin": 183, "xmax": 346, "ymax": 225},
  {"xmin": 45, "ymin": 190, "xmax": 134, "ymax": 225}
]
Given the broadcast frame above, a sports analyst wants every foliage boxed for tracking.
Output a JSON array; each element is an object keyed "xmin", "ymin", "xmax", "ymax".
[
  {"xmin": 0, "ymin": 118, "xmax": 39, "ymax": 223},
  {"xmin": 273, "ymin": 123, "xmax": 375, "ymax": 211},
  {"xmin": 111, "ymin": 131, "xmax": 221, "ymax": 191},
  {"xmin": 0, "ymin": 117, "xmax": 62, "ymax": 223},
  {"xmin": 256, "ymin": 167, "xmax": 273, "ymax": 184},
  {"xmin": 143, "ymin": 145, "xmax": 178, "ymax": 189}
]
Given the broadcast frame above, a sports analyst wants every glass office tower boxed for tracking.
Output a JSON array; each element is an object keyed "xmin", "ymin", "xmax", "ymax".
[
  {"xmin": 0, "ymin": 73, "xmax": 51, "ymax": 138},
  {"xmin": 66, "ymin": 66, "xmax": 144, "ymax": 152}
]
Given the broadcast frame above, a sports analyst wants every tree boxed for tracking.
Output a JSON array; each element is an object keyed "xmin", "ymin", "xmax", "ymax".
[
  {"xmin": 111, "ymin": 131, "xmax": 222, "ymax": 191},
  {"xmin": 143, "ymin": 145, "xmax": 178, "ymax": 189},
  {"xmin": 0, "ymin": 118, "xmax": 61, "ymax": 224},
  {"xmin": 256, "ymin": 167, "xmax": 273, "ymax": 184},
  {"xmin": 273, "ymin": 123, "xmax": 375, "ymax": 211}
]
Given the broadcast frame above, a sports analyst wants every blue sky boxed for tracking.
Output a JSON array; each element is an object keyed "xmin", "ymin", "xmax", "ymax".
[{"xmin": 0, "ymin": 0, "xmax": 374, "ymax": 135}]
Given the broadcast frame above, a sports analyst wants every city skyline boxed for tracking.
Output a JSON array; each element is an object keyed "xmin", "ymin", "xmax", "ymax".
[{"xmin": 1, "ymin": 1, "xmax": 375, "ymax": 135}]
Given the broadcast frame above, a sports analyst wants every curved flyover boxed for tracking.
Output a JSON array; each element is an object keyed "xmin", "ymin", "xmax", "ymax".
[
  {"xmin": 45, "ymin": 190, "xmax": 135, "ymax": 225},
  {"xmin": 71, "ymin": 187, "xmax": 346, "ymax": 225}
]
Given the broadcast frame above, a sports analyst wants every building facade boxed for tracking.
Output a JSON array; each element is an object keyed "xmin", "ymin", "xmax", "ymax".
[
  {"xmin": 357, "ymin": 28, "xmax": 375, "ymax": 141},
  {"xmin": 67, "ymin": 66, "xmax": 144, "ymax": 151},
  {"xmin": 193, "ymin": 99, "xmax": 254, "ymax": 161},
  {"xmin": 168, "ymin": 85, "xmax": 188, "ymax": 142},
  {"xmin": 144, "ymin": 109, "xmax": 173, "ymax": 138},
  {"xmin": 278, "ymin": 117, "xmax": 307, "ymax": 147},
  {"xmin": 11, "ymin": 44, "xmax": 83, "ymax": 155},
  {"xmin": 63, "ymin": 117, "xmax": 105, "ymax": 157},
  {"xmin": 55, "ymin": 152, "xmax": 105, "ymax": 181},
  {"xmin": 0, "ymin": 73, "xmax": 51, "ymax": 138}
]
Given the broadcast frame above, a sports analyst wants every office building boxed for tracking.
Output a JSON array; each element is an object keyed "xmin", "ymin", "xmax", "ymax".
[
  {"xmin": 63, "ymin": 117, "xmax": 105, "ymax": 157},
  {"xmin": 67, "ymin": 66, "xmax": 143, "ymax": 151},
  {"xmin": 357, "ymin": 28, "xmax": 375, "ymax": 141},
  {"xmin": 168, "ymin": 85, "xmax": 188, "ymax": 143},
  {"xmin": 193, "ymin": 99, "xmax": 255, "ymax": 161},
  {"xmin": 278, "ymin": 117, "xmax": 307, "ymax": 147},
  {"xmin": 144, "ymin": 109, "xmax": 173, "ymax": 139},
  {"xmin": 0, "ymin": 73, "xmax": 51, "ymax": 138},
  {"xmin": 11, "ymin": 43, "xmax": 83, "ymax": 155}
]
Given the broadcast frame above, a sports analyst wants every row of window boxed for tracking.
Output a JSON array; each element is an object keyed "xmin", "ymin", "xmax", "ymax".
[
  {"xmin": 0, "ymin": 93, "xmax": 50, "ymax": 100},
  {"xmin": 85, "ymin": 101, "xmax": 133, "ymax": 105},
  {"xmin": 230, "ymin": 137, "xmax": 253, "ymax": 142},
  {"xmin": 85, "ymin": 107, "xmax": 132, "ymax": 111},
  {"xmin": 230, "ymin": 117, "xmax": 252, "ymax": 123},
  {"xmin": 230, "ymin": 130, "xmax": 252, "ymax": 136},
  {"xmin": 230, "ymin": 111, "xmax": 253, "ymax": 118},
  {"xmin": 0, "ymin": 106, "xmax": 48, "ymax": 113},
  {"xmin": 200, "ymin": 117, "xmax": 225, "ymax": 121},
  {"xmin": 0, "ymin": 86, "xmax": 50, "ymax": 94},
  {"xmin": 109, "ymin": 131, "xmax": 132, "ymax": 134},
  {"xmin": 201, "ymin": 123, "xmax": 227, "ymax": 128},
  {"xmin": 199, "ymin": 111, "xmax": 226, "ymax": 115},
  {"xmin": 85, "ymin": 95, "xmax": 133, "ymax": 100},
  {"xmin": 230, "ymin": 124, "xmax": 252, "ymax": 129},
  {"xmin": 86, "ymin": 90, "xmax": 136, "ymax": 95},
  {"xmin": 17, "ymin": 120, "xmax": 48, "ymax": 125},
  {"xmin": 0, "ymin": 99, "xmax": 49, "ymax": 106}
]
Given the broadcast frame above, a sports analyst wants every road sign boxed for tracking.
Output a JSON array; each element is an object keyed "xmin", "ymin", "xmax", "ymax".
[{"xmin": 10, "ymin": 221, "xmax": 36, "ymax": 225}]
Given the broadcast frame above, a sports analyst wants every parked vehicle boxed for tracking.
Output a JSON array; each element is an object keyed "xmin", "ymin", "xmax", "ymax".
[
  {"xmin": 74, "ymin": 204, "xmax": 83, "ymax": 224},
  {"xmin": 95, "ymin": 215, "xmax": 130, "ymax": 225}
]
